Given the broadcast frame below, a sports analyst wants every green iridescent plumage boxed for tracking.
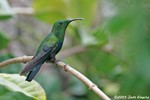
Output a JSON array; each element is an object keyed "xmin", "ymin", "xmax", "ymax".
[{"xmin": 20, "ymin": 18, "xmax": 83, "ymax": 82}]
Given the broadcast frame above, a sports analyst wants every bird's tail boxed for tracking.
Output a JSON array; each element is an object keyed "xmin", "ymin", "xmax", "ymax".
[
  {"xmin": 25, "ymin": 63, "xmax": 43, "ymax": 82},
  {"xmin": 20, "ymin": 55, "xmax": 46, "ymax": 82},
  {"xmin": 20, "ymin": 55, "xmax": 46, "ymax": 76}
]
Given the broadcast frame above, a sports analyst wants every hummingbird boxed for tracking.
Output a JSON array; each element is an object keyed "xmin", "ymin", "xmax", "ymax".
[{"xmin": 20, "ymin": 18, "xmax": 83, "ymax": 82}]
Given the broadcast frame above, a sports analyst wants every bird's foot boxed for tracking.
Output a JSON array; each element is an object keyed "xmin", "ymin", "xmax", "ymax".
[
  {"xmin": 50, "ymin": 58, "xmax": 56, "ymax": 63},
  {"xmin": 46, "ymin": 58, "xmax": 57, "ymax": 63},
  {"xmin": 45, "ymin": 60, "xmax": 51, "ymax": 63}
]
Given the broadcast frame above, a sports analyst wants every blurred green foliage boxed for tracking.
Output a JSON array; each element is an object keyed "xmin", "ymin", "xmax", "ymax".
[
  {"xmin": 33, "ymin": 0, "xmax": 97, "ymax": 26},
  {"xmin": 0, "ymin": 54, "xmax": 22, "ymax": 73},
  {"xmin": 0, "ymin": 32, "xmax": 9, "ymax": 50},
  {"xmin": 0, "ymin": 0, "xmax": 13, "ymax": 20},
  {"xmin": 0, "ymin": 0, "xmax": 150, "ymax": 100}
]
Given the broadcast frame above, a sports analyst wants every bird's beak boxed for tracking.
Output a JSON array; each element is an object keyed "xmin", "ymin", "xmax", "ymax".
[{"xmin": 69, "ymin": 18, "xmax": 84, "ymax": 22}]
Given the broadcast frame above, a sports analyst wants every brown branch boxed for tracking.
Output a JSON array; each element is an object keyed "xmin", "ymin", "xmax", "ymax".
[{"xmin": 0, "ymin": 56, "xmax": 111, "ymax": 100}]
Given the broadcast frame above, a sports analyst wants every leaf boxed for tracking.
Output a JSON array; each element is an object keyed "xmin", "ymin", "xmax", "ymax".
[
  {"xmin": 0, "ymin": 85, "xmax": 33, "ymax": 100},
  {"xmin": 0, "ymin": 0, "xmax": 13, "ymax": 20},
  {"xmin": 0, "ymin": 32, "xmax": 10, "ymax": 50},
  {"xmin": 0, "ymin": 73, "xmax": 46, "ymax": 100}
]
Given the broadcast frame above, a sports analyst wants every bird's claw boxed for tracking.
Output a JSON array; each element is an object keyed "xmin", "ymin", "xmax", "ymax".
[{"xmin": 45, "ymin": 58, "xmax": 57, "ymax": 63}]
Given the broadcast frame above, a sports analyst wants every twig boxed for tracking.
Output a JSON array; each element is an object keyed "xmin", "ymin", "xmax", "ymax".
[
  {"xmin": 56, "ymin": 61, "xmax": 111, "ymax": 100},
  {"xmin": 0, "ymin": 56, "xmax": 111, "ymax": 100}
]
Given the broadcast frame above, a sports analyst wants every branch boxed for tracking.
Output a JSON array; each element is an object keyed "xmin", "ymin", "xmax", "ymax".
[{"xmin": 0, "ymin": 56, "xmax": 111, "ymax": 100}]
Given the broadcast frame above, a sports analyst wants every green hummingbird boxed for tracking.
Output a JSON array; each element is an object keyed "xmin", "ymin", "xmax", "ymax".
[{"xmin": 20, "ymin": 18, "xmax": 83, "ymax": 82}]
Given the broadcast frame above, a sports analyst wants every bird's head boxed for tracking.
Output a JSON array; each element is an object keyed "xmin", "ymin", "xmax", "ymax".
[{"xmin": 52, "ymin": 18, "xmax": 83, "ymax": 38}]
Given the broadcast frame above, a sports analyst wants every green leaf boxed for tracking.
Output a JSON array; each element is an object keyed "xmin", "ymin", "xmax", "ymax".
[
  {"xmin": 0, "ymin": 85, "xmax": 33, "ymax": 100},
  {"xmin": 0, "ymin": 73, "xmax": 46, "ymax": 100},
  {"xmin": 0, "ymin": 0, "xmax": 13, "ymax": 20},
  {"xmin": 0, "ymin": 54, "xmax": 22, "ymax": 73},
  {"xmin": 0, "ymin": 32, "xmax": 10, "ymax": 50}
]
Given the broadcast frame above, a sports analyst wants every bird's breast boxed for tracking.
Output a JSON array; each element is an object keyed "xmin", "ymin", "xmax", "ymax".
[{"xmin": 54, "ymin": 41, "xmax": 63, "ymax": 54}]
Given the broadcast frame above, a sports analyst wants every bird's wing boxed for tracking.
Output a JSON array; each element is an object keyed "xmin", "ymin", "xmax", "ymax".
[
  {"xmin": 20, "ymin": 44, "xmax": 56, "ymax": 75},
  {"xmin": 25, "ymin": 43, "xmax": 58, "ymax": 82}
]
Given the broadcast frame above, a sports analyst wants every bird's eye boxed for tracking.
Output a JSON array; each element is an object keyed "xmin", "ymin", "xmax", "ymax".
[{"xmin": 59, "ymin": 22, "xmax": 63, "ymax": 25}]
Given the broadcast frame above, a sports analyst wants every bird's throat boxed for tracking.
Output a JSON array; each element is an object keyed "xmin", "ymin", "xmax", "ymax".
[{"xmin": 55, "ymin": 30, "xmax": 66, "ymax": 41}]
